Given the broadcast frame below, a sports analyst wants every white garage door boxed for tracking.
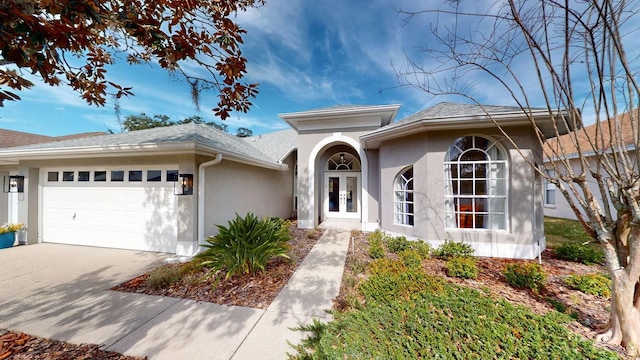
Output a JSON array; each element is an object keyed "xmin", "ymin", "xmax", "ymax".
[{"xmin": 42, "ymin": 168, "xmax": 179, "ymax": 253}]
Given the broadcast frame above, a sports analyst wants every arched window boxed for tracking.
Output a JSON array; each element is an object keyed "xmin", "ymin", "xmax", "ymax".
[
  {"xmin": 444, "ymin": 136, "xmax": 507, "ymax": 230},
  {"xmin": 394, "ymin": 166, "xmax": 414, "ymax": 226},
  {"xmin": 326, "ymin": 152, "xmax": 360, "ymax": 171}
]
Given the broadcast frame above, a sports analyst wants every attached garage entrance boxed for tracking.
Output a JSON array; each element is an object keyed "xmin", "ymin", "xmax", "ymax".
[{"xmin": 41, "ymin": 167, "xmax": 179, "ymax": 253}]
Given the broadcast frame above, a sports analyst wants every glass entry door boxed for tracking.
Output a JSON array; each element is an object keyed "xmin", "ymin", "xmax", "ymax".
[{"xmin": 325, "ymin": 172, "xmax": 360, "ymax": 219}]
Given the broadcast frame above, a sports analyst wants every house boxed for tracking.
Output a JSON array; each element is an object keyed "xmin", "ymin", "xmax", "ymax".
[
  {"xmin": 0, "ymin": 102, "xmax": 571, "ymax": 259},
  {"xmin": 543, "ymin": 110, "xmax": 638, "ymax": 220}
]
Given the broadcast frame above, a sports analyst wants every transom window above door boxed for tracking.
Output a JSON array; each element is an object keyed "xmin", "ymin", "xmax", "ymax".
[{"xmin": 326, "ymin": 152, "xmax": 360, "ymax": 171}]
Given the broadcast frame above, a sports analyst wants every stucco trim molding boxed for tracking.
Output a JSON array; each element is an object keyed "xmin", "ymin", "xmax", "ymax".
[{"xmin": 307, "ymin": 134, "xmax": 369, "ymax": 229}]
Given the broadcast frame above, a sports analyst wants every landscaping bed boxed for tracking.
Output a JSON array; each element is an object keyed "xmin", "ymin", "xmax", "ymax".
[
  {"xmin": 326, "ymin": 230, "xmax": 627, "ymax": 359},
  {"xmin": 0, "ymin": 331, "xmax": 144, "ymax": 360},
  {"xmin": 112, "ymin": 221, "xmax": 323, "ymax": 309},
  {"xmin": 5, "ymin": 217, "xmax": 628, "ymax": 358}
]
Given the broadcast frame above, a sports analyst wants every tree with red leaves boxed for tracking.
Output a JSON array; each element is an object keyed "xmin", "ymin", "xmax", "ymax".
[{"xmin": 0, "ymin": 0, "xmax": 264, "ymax": 119}]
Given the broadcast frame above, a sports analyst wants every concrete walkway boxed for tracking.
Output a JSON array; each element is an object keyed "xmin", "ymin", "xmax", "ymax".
[{"xmin": 0, "ymin": 228, "xmax": 351, "ymax": 359}]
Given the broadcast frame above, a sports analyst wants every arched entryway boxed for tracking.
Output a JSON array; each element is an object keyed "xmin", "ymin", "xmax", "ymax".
[
  {"xmin": 306, "ymin": 134, "xmax": 370, "ymax": 229},
  {"xmin": 322, "ymin": 150, "xmax": 361, "ymax": 220}
]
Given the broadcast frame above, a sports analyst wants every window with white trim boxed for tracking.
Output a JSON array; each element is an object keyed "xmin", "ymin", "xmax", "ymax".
[
  {"xmin": 394, "ymin": 166, "xmax": 414, "ymax": 226},
  {"xmin": 544, "ymin": 169, "xmax": 556, "ymax": 206},
  {"xmin": 326, "ymin": 152, "xmax": 360, "ymax": 171},
  {"xmin": 444, "ymin": 136, "xmax": 507, "ymax": 230}
]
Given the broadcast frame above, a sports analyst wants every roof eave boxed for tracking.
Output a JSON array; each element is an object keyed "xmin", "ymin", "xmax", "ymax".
[
  {"xmin": 362, "ymin": 109, "xmax": 574, "ymax": 149},
  {"xmin": 280, "ymin": 104, "xmax": 401, "ymax": 131},
  {"xmin": 0, "ymin": 141, "xmax": 288, "ymax": 171}
]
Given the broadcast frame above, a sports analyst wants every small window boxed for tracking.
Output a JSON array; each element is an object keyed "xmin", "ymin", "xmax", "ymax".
[
  {"xmin": 47, "ymin": 172, "xmax": 59, "ymax": 182},
  {"xmin": 94, "ymin": 171, "xmax": 107, "ymax": 182},
  {"xmin": 147, "ymin": 170, "xmax": 162, "ymax": 182},
  {"xmin": 129, "ymin": 170, "xmax": 143, "ymax": 182},
  {"xmin": 166, "ymin": 170, "xmax": 179, "ymax": 182},
  {"xmin": 111, "ymin": 170, "xmax": 124, "ymax": 182},
  {"xmin": 78, "ymin": 171, "xmax": 90, "ymax": 182},
  {"xmin": 545, "ymin": 169, "xmax": 556, "ymax": 206},
  {"xmin": 62, "ymin": 171, "xmax": 74, "ymax": 182}
]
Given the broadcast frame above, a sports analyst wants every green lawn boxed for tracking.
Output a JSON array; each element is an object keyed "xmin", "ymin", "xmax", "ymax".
[{"xmin": 544, "ymin": 216, "xmax": 597, "ymax": 249}]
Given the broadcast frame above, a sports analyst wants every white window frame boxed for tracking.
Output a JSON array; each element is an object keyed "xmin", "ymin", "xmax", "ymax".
[
  {"xmin": 444, "ymin": 135, "xmax": 508, "ymax": 230},
  {"xmin": 394, "ymin": 166, "xmax": 414, "ymax": 226},
  {"xmin": 544, "ymin": 169, "xmax": 556, "ymax": 207}
]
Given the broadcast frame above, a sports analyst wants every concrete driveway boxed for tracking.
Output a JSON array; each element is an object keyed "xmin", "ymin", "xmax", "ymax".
[
  {"xmin": 0, "ymin": 230, "xmax": 350, "ymax": 359},
  {"xmin": 0, "ymin": 244, "xmax": 171, "ymax": 346}
]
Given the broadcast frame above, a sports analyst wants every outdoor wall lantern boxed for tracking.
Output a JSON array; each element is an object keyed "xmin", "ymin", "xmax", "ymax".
[
  {"xmin": 3, "ymin": 175, "xmax": 24, "ymax": 193},
  {"xmin": 174, "ymin": 173, "xmax": 194, "ymax": 195}
]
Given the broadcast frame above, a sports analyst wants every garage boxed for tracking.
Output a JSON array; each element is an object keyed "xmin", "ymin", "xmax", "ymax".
[{"xmin": 41, "ymin": 167, "xmax": 179, "ymax": 253}]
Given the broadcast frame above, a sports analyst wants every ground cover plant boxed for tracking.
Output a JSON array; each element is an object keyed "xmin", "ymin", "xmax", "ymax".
[
  {"xmin": 305, "ymin": 218, "xmax": 629, "ymax": 359},
  {"xmin": 292, "ymin": 256, "xmax": 619, "ymax": 359},
  {"xmin": 564, "ymin": 274, "xmax": 612, "ymax": 298}
]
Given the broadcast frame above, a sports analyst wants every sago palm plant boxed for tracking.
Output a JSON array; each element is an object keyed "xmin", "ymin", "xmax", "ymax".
[{"xmin": 198, "ymin": 213, "xmax": 291, "ymax": 279}]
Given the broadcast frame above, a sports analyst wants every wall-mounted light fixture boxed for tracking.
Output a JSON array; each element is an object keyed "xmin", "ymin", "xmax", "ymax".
[
  {"xmin": 174, "ymin": 173, "xmax": 193, "ymax": 195},
  {"xmin": 3, "ymin": 175, "xmax": 24, "ymax": 193}
]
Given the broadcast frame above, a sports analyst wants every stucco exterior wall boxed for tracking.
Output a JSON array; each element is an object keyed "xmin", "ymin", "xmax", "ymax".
[
  {"xmin": 296, "ymin": 130, "xmax": 376, "ymax": 230},
  {"xmin": 378, "ymin": 127, "xmax": 544, "ymax": 259},
  {"xmin": 202, "ymin": 155, "xmax": 294, "ymax": 239}
]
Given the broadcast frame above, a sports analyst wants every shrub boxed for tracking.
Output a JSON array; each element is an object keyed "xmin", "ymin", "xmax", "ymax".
[
  {"xmin": 197, "ymin": 213, "xmax": 290, "ymax": 279},
  {"xmin": 145, "ymin": 265, "xmax": 183, "ymax": 290},
  {"xmin": 564, "ymin": 273, "xmax": 611, "ymax": 297},
  {"xmin": 386, "ymin": 235, "xmax": 431, "ymax": 259},
  {"xmin": 432, "ymin": 239, "xmax": 474, "ymax": 259},
  {"xmin": 367, "ymin": 230, "xmax": 386, "ymax": 259},
  {"xmin": 555, "ymin": 242, "xmax": 604, "ymax": 265},
  {"xmin": 410, "ymin": 240, "xmax": 432, "ymax": 259},
  {"xmin": 386, "ymin": 235, "xmax": 410, "ymax": 253},
  {"xmin": 446, "ymin": 256, "xmax": 478, "ymax": 279},
  {"xmin": 504, "ymin": 262, "xmax": 547, "ymax": 294},
  {"xmin": 399, "ymin": 249, "xmax": 423, "ymax": 269}
]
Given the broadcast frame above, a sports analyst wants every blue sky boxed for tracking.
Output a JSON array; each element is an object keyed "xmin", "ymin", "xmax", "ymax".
[
  {"xmin": 0, "ymin": 0, "xmax": 623, "ymax": 136},
  {"xmin": 0, "ymin": 0, "xmax": 448, "ymax": 136}
]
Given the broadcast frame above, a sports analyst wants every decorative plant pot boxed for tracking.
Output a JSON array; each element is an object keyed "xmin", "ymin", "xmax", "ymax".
[
  {"xmin": 17, "ymin": 230, "xmax": 27, "ymax": 245},
  {"xmin": 0, "ymin": 232, "xmax": 15, "ymax": 249}
]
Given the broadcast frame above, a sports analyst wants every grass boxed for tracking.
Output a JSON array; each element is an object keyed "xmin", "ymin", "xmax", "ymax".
[{"xmin": 544, "ymin": 216, "xmax": 597, "ymax": 249}]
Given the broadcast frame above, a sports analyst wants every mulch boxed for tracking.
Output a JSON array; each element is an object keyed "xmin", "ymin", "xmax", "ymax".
[
  {"xmin": 112, "ymin": 222, "xmax": 323, "ymax": 309},
  {"xmin": 0, "ymin": 331, "xmax": 145, "ymax": 360}
]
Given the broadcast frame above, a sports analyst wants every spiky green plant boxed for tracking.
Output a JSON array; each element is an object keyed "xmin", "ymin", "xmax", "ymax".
[{"xmin": 197, "ymin": 213, "xmax": 291, "ymax": 279}]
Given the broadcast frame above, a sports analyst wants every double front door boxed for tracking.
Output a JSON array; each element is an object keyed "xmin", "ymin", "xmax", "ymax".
[{"xmin": 324, "ymin": 172, "xmax": 360, "ymax": 219}]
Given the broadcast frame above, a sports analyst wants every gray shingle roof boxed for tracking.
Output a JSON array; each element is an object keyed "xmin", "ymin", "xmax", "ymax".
[
  {"xmin": 241, "ymin": 129, "xmax": 297, "ymax": 162},
  {"xmin": 393, "ymin": 102, "xmax": 530, "ymax": 127},
  {"xmin": 0, "ymin": 129, "xmax": 105, "ymax": 148},
  {"xmin": 0, "ymin": 123, "xmax": 287, "ymax": 166}
]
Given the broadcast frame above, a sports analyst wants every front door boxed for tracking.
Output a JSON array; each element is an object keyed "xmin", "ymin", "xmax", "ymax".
[{"xmin": 324, "ymin": 172, "xmax": 360, "ymax": 219}]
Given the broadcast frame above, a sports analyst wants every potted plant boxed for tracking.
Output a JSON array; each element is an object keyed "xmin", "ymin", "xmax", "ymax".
[{"xmin": 0, "ymin": 223, "xmax": 25, "ymax": 249}]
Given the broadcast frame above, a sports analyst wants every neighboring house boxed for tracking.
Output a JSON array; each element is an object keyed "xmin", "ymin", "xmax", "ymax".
[
  {"xmin": 543, "ymin": 110, "xmax": 637, "ymax": 220},
  {"xmin": 0, "ymin": 102, "xmax": 571, "ymax": 259}
]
